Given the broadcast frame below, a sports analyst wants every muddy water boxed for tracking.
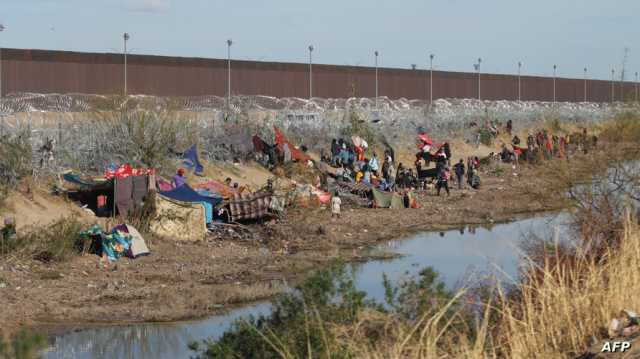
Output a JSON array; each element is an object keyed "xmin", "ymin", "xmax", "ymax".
[{"xmin": 44, "ymin": 214, "xmax": 569, "ymax": 359}]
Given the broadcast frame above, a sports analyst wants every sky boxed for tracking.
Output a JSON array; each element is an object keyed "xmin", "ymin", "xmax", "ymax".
[{"xmin": 1, "ymin": 0, "xmax": 639, "ymax": 81}]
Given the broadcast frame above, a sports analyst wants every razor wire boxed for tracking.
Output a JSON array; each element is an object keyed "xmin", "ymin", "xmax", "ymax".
[{"xmin": 0, "ymin": 93, "xmax": 632, "ymax": 180}]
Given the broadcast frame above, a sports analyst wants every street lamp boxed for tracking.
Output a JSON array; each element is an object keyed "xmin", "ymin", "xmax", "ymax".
[
  {"xmin": 123, "ymin": 33, "xmax": 130, "ymax": 96},
  {"xmin": 517, "ymin": 61, "xmax": 522, "ymax": 101},
  {"xmin": 583, "ymin": 68, "xmax": 588, "ymax": 102},
  {"xmin": 429, "ymin": 54, "xmax": 434, "ymax": 104},
  {"xmin": 308, "ymin": 45, "xmax": 314, "ymax": 99},
  {"xmin": 476, "ymin": 57, "xmax": 482, "ymax": 101},
  {"xmin": 227, "ymin": 39, "xmax": 233, "ymax": 110},
  {"xmin": 611, "ymin": 68, "xmax": 615, "ymax": 103},
  {"xmin": 374, "ymin": 50, "xmax": 379, "ymax": 109},
  {"xmin": 552, "ymin": 64, "xmax": 557, "ymax": 104},
  {"xmin": 636, "ymin": 71, "xmax": 638, "ymax": 102},
  {"xmin": 0, "ymin": 24, "xmax": 5, "ymax": 98}
]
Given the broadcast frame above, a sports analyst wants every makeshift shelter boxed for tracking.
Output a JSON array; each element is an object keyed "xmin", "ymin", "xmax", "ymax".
[
  {"xmin": 78, "ymin": 223, "xmax": 150, "ymax": 262},
  {"xmin": 229, "ymin": 191, "xmax": 273, "ymax": 222},
  {"xmin": 150, "ymin": 195, "xmax": 207, "ymax": 241},
  {"xmin": 63, "ymin": 165, "xmax": 154, "ymax": 218},
  {"xmin": 62, "ymin": 172, "xmax": 114, "ymax": 217},
  {"xmin": 127, "ymin": 225, "xmax": 150, "ymax": 258},
  {"xmin": 372, "ymin": 188, "xmax": 405, "ymax": 209},
  {"xmin": 158, "ymin": 184, "xmax": 222, "ymax": 224},
  {"xmin": 195, "ymin": 180, "xmax": 235, "ymax": 200},
  {"xmin": 274, "ymin": 126, "xmax": 311, "ymax": 163}
]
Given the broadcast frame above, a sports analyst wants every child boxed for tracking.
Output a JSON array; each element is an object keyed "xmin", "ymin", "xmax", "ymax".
[{"xmin": 331, "ymin": 191, "xmax": 342, "ymax": 219}]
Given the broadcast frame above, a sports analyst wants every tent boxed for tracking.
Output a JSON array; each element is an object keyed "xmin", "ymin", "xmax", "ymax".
[
  {"xmin": 159, "ymin": 184, "xmax": 223, "ymax": 224},
  {"xmin": 62, "ymin": 172, "xmax": 115, "ymax": 217},
  {"xmin": 127, "ymin": 225, "xmax": 150, "ymax": 258},
  {"xmin": 150, "ymin": 195, "xmax": 207, "ymax": 241},
  {"xmin": 229, "ymin": 191, "xmax": 272, "ymax": 221},
  {"xmin": 372, "ymin": 188, "xmax": 405, "ymax": 209}
]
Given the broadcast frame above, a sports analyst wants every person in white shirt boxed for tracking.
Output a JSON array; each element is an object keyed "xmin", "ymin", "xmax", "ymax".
[{"xmin": 331, "ymin": 191, "xmax": 342, "ymax": 219}]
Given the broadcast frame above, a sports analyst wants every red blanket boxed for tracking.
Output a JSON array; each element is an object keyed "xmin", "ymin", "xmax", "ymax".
[{"xmin": 274, "ymin": 126, "xmax": 311, "ymax": 163}]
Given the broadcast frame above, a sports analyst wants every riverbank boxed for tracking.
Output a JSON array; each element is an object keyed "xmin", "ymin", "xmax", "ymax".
[{"xmin": 0, "ymin": 156, "xmax": 569, "ymax": 338}]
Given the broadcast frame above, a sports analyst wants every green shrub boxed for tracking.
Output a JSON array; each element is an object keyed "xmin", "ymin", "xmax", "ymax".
[
  {"xmin": 191, "ymin": 264, "xmax": 457, "ymax": 359},
  {"xmin": 0, "ymin": 130, "xmax": 33, "ymax": 207},
  {"xmin": 1, "ymin": 217, "xmax": 85, "ymax": 262},
  {"xmin": 478, "ymin": 128, "xmax": 494, "ymax": 146},
  {"xmin": 600, "ymin": 111, "xmax": 640, "ymax": 144},
  {"xmin": 0, "ymin": 329, "xmax": 46, "ymax": 359}
]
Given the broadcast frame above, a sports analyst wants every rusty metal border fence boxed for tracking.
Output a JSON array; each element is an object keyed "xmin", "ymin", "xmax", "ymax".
[{"xmin": 0, "ymin": 48, "xmax": 634, "ymax": 102}]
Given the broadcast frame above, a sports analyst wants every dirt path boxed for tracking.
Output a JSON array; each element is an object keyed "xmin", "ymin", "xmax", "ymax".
[{"xmin": 0, "ymin": 161, "xmax": 563, "ymax": 337}]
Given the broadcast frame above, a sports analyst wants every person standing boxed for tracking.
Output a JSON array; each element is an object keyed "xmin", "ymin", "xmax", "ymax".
[
  {"xmin": 436, "ymin": 166, "xmax": 451, "ymax": 196},
  {"xmin": 369, "ymin": 153, "xmax": 380, "ymax": 176},
  {"xmin": 331, "ymin": 191, "xmax": 342, "ymax": 219},
  {"xmin": 453, "ymin": 159, "xmax": 465, "ymax": 190},
  {"xmin": 388, "ymin": 162, "xmax": 397, "ymax": 190},
  {"xmin": 172, "ymin": 168, "xmax": 186, "ymax": 188}
]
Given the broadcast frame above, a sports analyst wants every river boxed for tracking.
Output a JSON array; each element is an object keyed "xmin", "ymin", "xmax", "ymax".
[{"xmin": 44, "ymin": 214, "xmax": 569, "ymax": 359}]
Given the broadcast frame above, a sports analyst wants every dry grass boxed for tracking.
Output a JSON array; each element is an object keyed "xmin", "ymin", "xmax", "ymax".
[
  {"xmin": 297, "ymin": 214, "xmax": 638, "ymax": 359},
  {"xmin": 498, "ymin": 212, "xmax": 640, "ymax": 358}
]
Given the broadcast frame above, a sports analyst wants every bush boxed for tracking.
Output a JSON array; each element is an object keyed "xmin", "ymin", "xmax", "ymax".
[
  {"xmin": 1, "ymin": 217, "xmax": 85, "ymax": 262},
  {"xmin": 191, "ymin": 264, "xmax": 458, "ymax": 359},
  {"xmin": 478, "ymin": 128, "xmax": 494, "ymax": 146},
  {"xmin": 0, "ymin": 329, "xmax": 46, "ymax": 359},
  {"xmin": 0, "ymin": 130, "xmax": 33, "ymax": 206},
  {"xmin": 599, "ymin": 111, "xmax": 640, "ymax": 144}
]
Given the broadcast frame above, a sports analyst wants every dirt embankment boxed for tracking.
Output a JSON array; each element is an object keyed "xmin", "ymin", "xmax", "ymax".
[{"xmin": 0, "ymin": 155, "xmax": 567, "ymax": 338}]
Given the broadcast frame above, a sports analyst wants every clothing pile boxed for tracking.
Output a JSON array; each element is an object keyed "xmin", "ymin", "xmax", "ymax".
[{"xmin": 79, "ymin": 224, "xmax": 150, "ymax": 262}]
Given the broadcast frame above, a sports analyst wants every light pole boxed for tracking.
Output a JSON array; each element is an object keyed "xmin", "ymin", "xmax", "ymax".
[
  {"xmin": 0, "ymin": 24, "xmax": 5, "ymax": 98},
  {"xmin": 374, "ymin": 50, "xmax": 379, "ymax": 109},
  {"xmin": 517, "ymin": 61, "xmax": 522, "ymax": 101},
  {"xmin": 552, "ymin": 64, "xmax": 557, "ymax": 104},
  {"xmin": 583, "ymin": 67, "xmax": 588, "ymax": 102},
  {"xmin": 611, "ymin": 68, "xmax": 615, "ymax": 103},
  {"xmin": 227, "ymin": 39, "xmax": 233, "ymax": 110},
  {"xmin": 308, "ymin": 45, "xmax": 314, "ymax": 99},
  {"xmin": 429, "ymin": 54, "xmax": 434, "ymax": 104},
  {"xmin": 636, "ymin": 71, "xmax": 638, "ymax": 102},
  {"xmin": 477, "ymin": 58, "xmax": 482, "ymax": 101},
  {"xmin": 123, "ymin": 32, "xmax": 130, "ymax": 96}
]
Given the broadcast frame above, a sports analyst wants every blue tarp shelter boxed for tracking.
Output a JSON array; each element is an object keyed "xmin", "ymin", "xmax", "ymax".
[{"xmin": 159, "ymin": 184, "xmax": 222, "ymax": 224}]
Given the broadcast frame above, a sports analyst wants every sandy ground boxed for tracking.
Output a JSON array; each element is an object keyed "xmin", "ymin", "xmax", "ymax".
[
  {"xmin": 0, "ymin": 186, "xmax": 97, "ymax": 231},
  {"xmin": 0, "ymin": 156, "xmax": 564, "ymax": 338}
]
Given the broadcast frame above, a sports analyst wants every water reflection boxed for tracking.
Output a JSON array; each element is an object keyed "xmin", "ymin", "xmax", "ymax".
[
  {"xmin": 44, "ymin": 303, "xmax": 271, "ymax": 359},
  {"xmin": 351, "ymin": 214, "xmax": 570, "ymax": 303},
  {"xmin": 45, "ymin": 214, "xmax": 569, "ymax": 359}
]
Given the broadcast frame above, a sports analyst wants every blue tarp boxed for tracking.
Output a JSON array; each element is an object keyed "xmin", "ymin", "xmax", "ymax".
[
  {"xmin": 183, "ymin": 145, "xmax": 204, "ymax": 175},
  {"xmin": 159, "ymin": 184, "xmax": 222, "ymax": 224}
]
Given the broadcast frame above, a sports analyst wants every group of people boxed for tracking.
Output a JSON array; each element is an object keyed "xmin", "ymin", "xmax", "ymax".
[
  {"xmin": 501, "ymin": 127, "xmax": 594, "ymax": 165},
  {"xmin": 328, "ymin": 138, "xmax": 399, "ymax": 191},
  {"xmin": 428, "ymin": 150, "xmax": 481, "ymax": 197}
]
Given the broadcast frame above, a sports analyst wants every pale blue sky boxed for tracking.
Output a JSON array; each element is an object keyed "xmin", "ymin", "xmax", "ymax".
[{"xmin": 1, "ymin": 0, "xmax": 638, "ymax": 81}]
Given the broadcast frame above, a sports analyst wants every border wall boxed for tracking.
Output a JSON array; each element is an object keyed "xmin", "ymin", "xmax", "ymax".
[{"xmin": 1, "ymin": 48, "xmax": 635, "ymax": 102}]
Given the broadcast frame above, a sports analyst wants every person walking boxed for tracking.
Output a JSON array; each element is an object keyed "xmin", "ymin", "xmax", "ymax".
[{"xmin": 453, "ymin": 159, "xmax": 465, "ymax": 189}]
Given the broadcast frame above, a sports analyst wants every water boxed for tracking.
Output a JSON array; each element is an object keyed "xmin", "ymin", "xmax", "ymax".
[
  {"xmin": 44, "ymin": 214, "xmax": 569, "ymax": 359},
  {"xmin": 44, "ymin": 303, "xmax": 272, "ymax": 359}
]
